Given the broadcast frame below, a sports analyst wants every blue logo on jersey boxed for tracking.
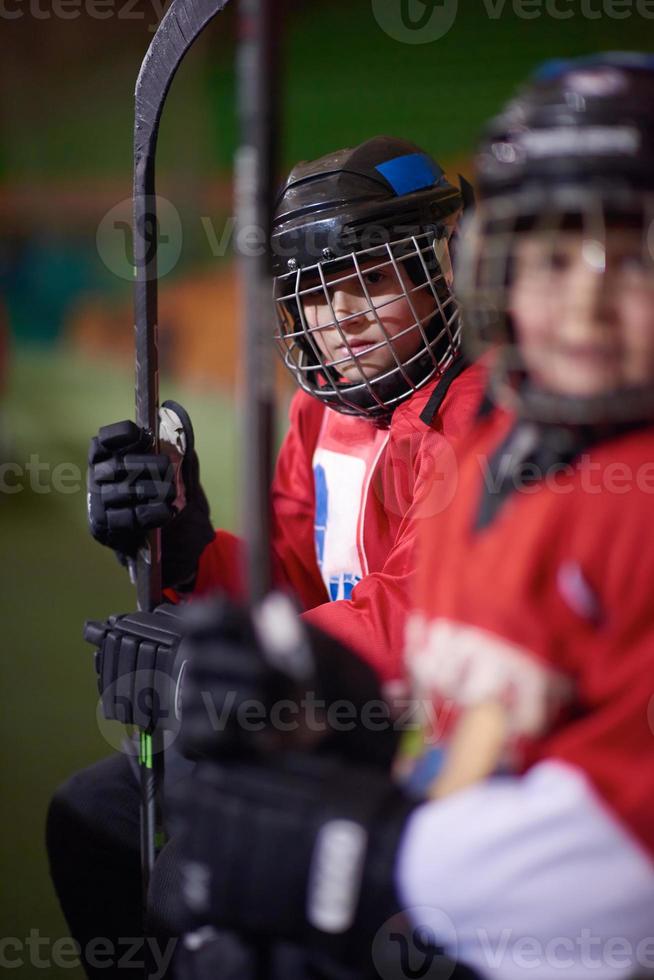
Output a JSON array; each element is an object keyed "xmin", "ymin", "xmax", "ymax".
[
  {"xmin": 313, "ymin": 463, "xmax": 328, "ymax": 569},
  {"xmin": 314, "ymin": 463, "xmax": 362, "ymax": 602},
  {"xmin": 328, "ymin": 573, "xmax": 360, "ymax": 602}
]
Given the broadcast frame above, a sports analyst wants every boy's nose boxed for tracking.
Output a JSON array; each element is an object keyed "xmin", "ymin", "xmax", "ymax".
[
  {"xmin": 559, "ymin": 253, "xmax": 617, "ymax": 337},
  {"xmin": 331, "ymin": 286, "xmax": 368, "ymax": 325}
]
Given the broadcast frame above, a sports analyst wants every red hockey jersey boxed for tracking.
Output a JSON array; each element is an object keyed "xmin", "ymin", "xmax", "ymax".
[
  {"xmin": 192, "ymin": 362, "xmax": 486, "ymax": 683},
  {"xmin": 408, "ymin": 409, "xmax": 654, "ymax": 859}
]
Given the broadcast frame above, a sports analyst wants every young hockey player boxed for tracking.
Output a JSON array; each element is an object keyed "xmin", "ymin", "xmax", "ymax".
[
  {"xmin": 164, "ymin": 55, "xmax": 654, "ymax": 980},
  {"xmin": 85, "ymin": 136, "xmax": 484, "ymax": 684},
  {"xmin": 48, "ymin": 138, "xmax": 484, "ymax": 978}
]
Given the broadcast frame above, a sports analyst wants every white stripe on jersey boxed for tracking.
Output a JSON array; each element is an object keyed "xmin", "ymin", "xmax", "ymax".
[
  {"xmin": 357, "ymin": 434, "xmax": 390, "ymax": 579},
  {"xmin": 312, "ymin": 447, "xmax": 366, "ymax": 601},
  {"xmin": 397, "ymin": 760, "xmax": 654, "ymax": 979}
]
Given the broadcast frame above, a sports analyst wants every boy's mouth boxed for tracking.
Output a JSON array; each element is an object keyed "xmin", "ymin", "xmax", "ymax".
[
  {"xmin": 557, "ymin": 344, "xmax": 618, "ymax": 366},
  {"xmin": 337, "ymin": 338, "xmax": 379, "ymax": 356}
]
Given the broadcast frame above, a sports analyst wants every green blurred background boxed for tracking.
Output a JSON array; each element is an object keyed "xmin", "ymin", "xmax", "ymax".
[{"xmin": 2, "ymin": 1, "xmax": 652, "ymax": 975}]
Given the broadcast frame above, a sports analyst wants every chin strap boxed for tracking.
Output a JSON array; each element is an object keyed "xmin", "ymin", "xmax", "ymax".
[
  {"xmin": 472, "ymin": 415, "xmax": 631, "ymax": 532},
  {"xmin": 419, "ymin": 355, "xmax": 470, "ymax": 427}
]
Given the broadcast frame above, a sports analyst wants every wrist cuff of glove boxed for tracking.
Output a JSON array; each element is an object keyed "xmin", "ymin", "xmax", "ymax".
[{"xmin": 162, "ymin": 507, "xmax": 215, "ymax": 591}]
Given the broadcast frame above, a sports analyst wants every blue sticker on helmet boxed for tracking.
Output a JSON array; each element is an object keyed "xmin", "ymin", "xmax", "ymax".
[
  {"xmin": 534, "ymin": 51, "xmax": 654, "ymax": 82},
  {"xmin": 375, "ymin": 153, "xmax": 444, "ymax": 196}
]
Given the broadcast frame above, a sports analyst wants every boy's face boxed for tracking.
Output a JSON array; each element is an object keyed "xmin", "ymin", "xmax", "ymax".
[
  {"xmin": 301, "ymin": 257, "xmax": 437, "ymax": 382},
  {"xmin": 510, "ymin": 228, "xmax": 654, "ymax": 399}
]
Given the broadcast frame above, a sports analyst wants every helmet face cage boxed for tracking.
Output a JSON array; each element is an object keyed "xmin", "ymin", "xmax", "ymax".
[
  {"xmin": 273, "ymin": 225, "xmax": 461, "ymax": 421},
  {"xmin": 458, "ymin": 185, "xmax": 654, "ymax": 425}
]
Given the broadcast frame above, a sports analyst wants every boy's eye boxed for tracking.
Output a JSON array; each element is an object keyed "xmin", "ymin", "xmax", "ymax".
[
  {"xmin": 616, "ymin": 253, "xmax": 649, "ymax": 276},
  {"xmin": 363, "ymin": 270, "xmax": 386, "ymax": 286}
]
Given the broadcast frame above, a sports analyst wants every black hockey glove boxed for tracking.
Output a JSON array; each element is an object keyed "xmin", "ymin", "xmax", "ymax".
[
  {"xmin": 83, "ymin": 603, "xmax": 187, "ymax": 732},
  {"xmin": 87, "ymin": 400, "xmax": 215, "ymax": 590},
  {"xmin": 179, "ymin": 593, "xmax": 397, "ymax": 768},
  {"xmin": 169, "ymin": 756, "xmax": 428, "ymax": 972}
]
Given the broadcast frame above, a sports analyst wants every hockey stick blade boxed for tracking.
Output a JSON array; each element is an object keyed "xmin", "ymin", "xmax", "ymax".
[{"xmin": 134, "ymin": 0, "xmax": 230, "ymax": 447}]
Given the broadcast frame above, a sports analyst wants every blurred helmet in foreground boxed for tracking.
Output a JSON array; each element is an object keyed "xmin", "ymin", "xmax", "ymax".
[
  {"xmin": 458, "ymin": 52, "xmax": 654, "ymax": 425},
  {"xmin": 272, "ymin": 137, "xmax": 463, "ymax": 422}
]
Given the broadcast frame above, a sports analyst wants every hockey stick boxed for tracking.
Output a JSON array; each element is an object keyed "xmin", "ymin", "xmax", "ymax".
[
  {"xmin": 132, "ymin": 0, "xmax": 230, "ymax": 906},
  {"xmin": 236, "ymin": 0, "xmax": 280, "ymax": 603},
  {"xmin": 235, "ymin": 3, "xmax": 279, "ymax": 974}
]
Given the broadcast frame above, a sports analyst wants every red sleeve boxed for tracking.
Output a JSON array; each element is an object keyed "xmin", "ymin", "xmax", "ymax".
[
  {"xmin": 191, "ymin": 391, "xmax": 329, "ymax": 609},
  {"xmin": 301, "ymin": 566, "xmax": 410, "ymax": 684},
  {"xmin": 190, "ymin": 528, "xmax": 247, "ymax": 601}
]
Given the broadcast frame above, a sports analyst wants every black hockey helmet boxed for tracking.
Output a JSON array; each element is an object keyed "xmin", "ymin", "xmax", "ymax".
[
  {"xmin": 475, "ymin": 51, "xmax": 654, "ymax": 200},
  {"xmin": 457, "ymin": 52, "xmax": 654, "ymax": 424},
  {"xmin": 272, "ymin": 137, "xmax": 464, "ymax": 422}
]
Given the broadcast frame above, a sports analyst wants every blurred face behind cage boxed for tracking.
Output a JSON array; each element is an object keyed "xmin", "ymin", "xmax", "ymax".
[
  {"xmin": 460, "ymin": 193, "xmax": 654, "ymax": 422},
  {"xmin": 510, "ymin": 223, "xmax": 654, "ymax": 399},
  {"xmin": 459, "ymin": 53, "xmax": 654, "ymax": 424}
]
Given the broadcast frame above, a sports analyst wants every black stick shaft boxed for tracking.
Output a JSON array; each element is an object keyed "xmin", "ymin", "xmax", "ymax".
[
  {"xmin": 236, "ymin": 0, "xmax": 280, "ymax": 602},
  {"xmin": 133, "ymin": 76, "xmax": 166, "ymax": 919},
  {"xmin": 236, "ymin": 14, "xmax": 281, "ymax": 975}
]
